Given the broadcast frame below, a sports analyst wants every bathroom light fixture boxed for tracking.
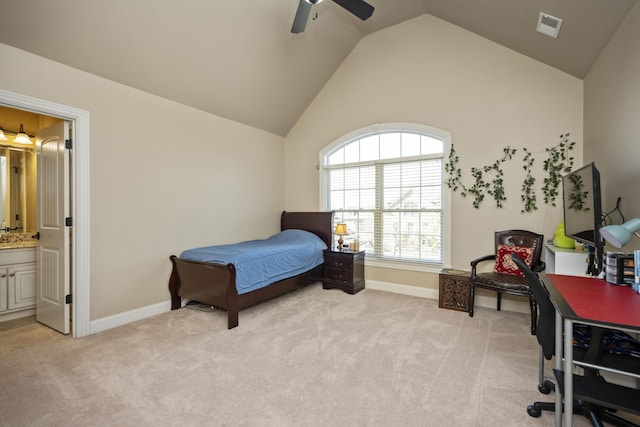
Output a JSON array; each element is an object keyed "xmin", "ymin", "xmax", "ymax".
[
  {"xmin": 599, "ymin": 218, "xmax": 640, "ymax": 248},
  {"xmin": 0, "ymin": 124, "xmax": 34, "ymax": 144},
  {"xmin": 14, "ymin": 124, "xmax": 32, "ymax": 144},
  {"xmin": 334, "ymin": 223, "xmax": 348, "ymax": 251}
]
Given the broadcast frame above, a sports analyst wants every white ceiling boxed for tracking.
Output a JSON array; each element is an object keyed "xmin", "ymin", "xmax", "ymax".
[{"xmin": 0, "ymin": 0, "xmax": 635, "ymax": 136}]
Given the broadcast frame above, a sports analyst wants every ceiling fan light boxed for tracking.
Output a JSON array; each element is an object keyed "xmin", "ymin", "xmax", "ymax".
[
  {"xmin": 0, "ymin": 128, "xmax": 7, "ymax": 141},
  {"xmin": 305, "ymin": 0, "xmax": 324, "ymax": 4}
]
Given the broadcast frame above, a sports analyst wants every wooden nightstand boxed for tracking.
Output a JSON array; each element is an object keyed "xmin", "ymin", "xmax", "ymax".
[
  {"xmin": 323, "ymin": 250, "xmax": 365, "ymax": 294},
  {"xmin": 438, "ymin": 269, "xmax": 471, "ymax": 312}
]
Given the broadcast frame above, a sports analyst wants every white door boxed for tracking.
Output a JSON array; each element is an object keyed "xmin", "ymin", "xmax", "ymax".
[{"xmin": 35, "ymin": 121, "xmax": 71, "ymax": 334}]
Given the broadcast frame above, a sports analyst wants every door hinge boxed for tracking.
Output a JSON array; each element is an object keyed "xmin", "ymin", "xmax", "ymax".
[
  {"xmin": 65, "ymin": 139, "xmax": 72, "ymax": 149},
  {"xmin": 65, "ymin": 217, "xmax": 73, "ymax": 227},
  {"xmin": 65, "ymin": 294, "xmax": 73, "ymax": 304}
]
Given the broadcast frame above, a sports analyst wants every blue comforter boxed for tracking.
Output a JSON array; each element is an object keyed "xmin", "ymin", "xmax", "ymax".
[{"xmin": 180, "ymin": 229, "xmax": 327, "ymax": 294}]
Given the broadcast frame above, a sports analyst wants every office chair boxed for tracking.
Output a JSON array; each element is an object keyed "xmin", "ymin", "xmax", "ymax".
[
  {"xmin": 469, "ymin": 230, "xmax": 545, "ymax": 335},
  {"xmin": 511, "ymin": 253, "xmax": 640, "ymax": 427}
]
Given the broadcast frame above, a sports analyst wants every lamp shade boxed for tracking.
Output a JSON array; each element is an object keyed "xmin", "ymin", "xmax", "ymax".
[
  {"xmin": 334, "ymin": 223, "xmax": 348, "ymax": 236},
  {"xmin": 14, "ymin": 124, "xmax": 31, "ymax": 144},
  {"xmin": 0, "ymin": 128, "xmax": 7, "ymax": 141},
  {"xmin": 599, "ymin": 218, "xmax": 640, "ymax": 248}
]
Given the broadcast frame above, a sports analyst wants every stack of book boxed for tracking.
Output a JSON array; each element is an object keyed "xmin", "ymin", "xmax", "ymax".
[{"xmin": 634, "ymin": 250, "xmax": 640, "ymax": 293}]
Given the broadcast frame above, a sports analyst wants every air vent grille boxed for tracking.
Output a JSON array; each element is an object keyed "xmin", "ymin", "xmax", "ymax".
[{"xmin": 537, "ymin": 12, "xmax": 563, "ymax": 39}]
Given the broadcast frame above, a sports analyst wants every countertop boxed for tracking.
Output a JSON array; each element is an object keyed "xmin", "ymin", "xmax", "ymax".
[{"xmin": 0, "ymin": 240, "xmax": 37, "ymax": 250}]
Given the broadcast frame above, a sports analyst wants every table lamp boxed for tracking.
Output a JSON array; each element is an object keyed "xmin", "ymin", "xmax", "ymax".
[
  {"xmin": 334, "ymin": 223, "xmax": 348, "ymax": 251},
  {"xmin": 599, "ymin": 218, "xmax": 640, "ymax": 248}
]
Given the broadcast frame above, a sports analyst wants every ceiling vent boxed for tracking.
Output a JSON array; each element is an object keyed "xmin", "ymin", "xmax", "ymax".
[{"xmin": 536, "ymin": 12, "xmax": 563, "ymax": 39}]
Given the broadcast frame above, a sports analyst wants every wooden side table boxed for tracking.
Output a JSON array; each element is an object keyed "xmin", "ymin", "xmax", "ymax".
[
  {"xmin": 438, "ymin": 268, "xmax": 471, "ymax": 312},
  {"xmin": 323, "ymin": 250, "xmax": 365, "ymax": 294}
]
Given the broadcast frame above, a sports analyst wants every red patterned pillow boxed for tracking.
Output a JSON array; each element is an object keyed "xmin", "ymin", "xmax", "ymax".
[{"xmin": 494, "ymin": 244, "xmax": 535, "ymax": 277}]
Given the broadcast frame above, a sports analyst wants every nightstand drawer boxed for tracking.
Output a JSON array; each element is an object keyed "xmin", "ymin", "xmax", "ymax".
[
  {"xmin": 325, "ymin": 258, "xmax": 353, "ymax": 271},
  {"xmin": 324, "ymin": 268, "xmax": 350, "ymax": 283},
  {"xmin": 322, "ymin": 250, "xmax": 365, "ymax": 295}
]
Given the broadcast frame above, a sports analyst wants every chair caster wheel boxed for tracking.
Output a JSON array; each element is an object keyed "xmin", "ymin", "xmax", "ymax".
[
  {"xmin": 527, "ymin": 404, "xmax": 541, "ymax": 418},
  {"xmin": 538, "ymin": 383, "xmax": 551, "ymax": 394}
]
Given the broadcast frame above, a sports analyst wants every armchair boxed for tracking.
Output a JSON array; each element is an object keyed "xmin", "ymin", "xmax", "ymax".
[{"xmin": 468, "ymin": 229, "xmax": 545, "ymax": 335}]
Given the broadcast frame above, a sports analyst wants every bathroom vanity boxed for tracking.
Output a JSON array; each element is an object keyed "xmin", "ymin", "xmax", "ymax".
[{"xmin": 0, "ymin": 244, "xmax": 36, "ymax": 317}]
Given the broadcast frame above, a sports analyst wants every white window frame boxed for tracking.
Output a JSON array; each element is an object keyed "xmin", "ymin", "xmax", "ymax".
[{"xmin": 319, "ymin": 123, "xmax": 451, "ymax": 273}]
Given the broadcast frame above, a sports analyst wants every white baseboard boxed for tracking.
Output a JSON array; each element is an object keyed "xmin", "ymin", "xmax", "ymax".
[
  {"xmin": 366, "ymin": 280, "xmax": 529, "ymax": 314},
  {"xmin": 0, "ymin": 308, "xmax": 35, "ymax": 323},
  {"xmin": 88, "ymin": 280, "xmax": 529, "ymax": 335},
  {"xmin": 366, "ymin": 280, "xmax": 438, "ymax": 299},
  {"xmin": 90, "ymin": 300, "xmax": 172, "ymax": 334}
]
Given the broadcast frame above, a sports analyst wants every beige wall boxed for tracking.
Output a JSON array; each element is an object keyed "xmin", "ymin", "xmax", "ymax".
[
  {"xmin": 584, "ymin": 2, "xmax": 640, "ymax": 253},
  {"xmin": 284, "ymin": 14, "xmax": 584, "ymax": 291},
  {"xmin": 0, "ymin": 43, "xmax": 285, "ymax": 320},
  {"xmin": 0, "ymin": 10, "xmax": 597, "ymax": 322}
]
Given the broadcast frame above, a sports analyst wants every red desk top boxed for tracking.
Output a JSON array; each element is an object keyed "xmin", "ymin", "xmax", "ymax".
[{"xmin": 544, "ymin": 274, "xmax": 640, "ymax": 329}]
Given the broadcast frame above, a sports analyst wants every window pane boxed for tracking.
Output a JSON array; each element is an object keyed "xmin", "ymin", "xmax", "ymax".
[
  {"xmin": 360, "ymin": 166, "xmax": 375, "ymax": 188},
  {"xmin": 403, "ymin": 187, "xmax": 421, "ymax": 209},
  {"xmin": 383, "ymin": 188, "xmax": 401, "ymax": 209},
  {"xmin": 330, "ymin": 190, "xmax": 345, "ymax": 209},
  {"xmin": 380, "ymin": 133, "xmax": 401, "ymax": 159},
  {"xmin": 327, "ymin": 148, "xmax": 344, "ymax": 165},
  {"xmin": 344, "ymin": 189, "xmax": 360, "ymax": 209},
  {"xmin": 401, "ymin": 162, "xmax": 420, "ymax": 186},
  {"xmin": 344, "ymin": 168, "xmax": 360, "ymax": 190},
  {"xmin": 360, "ymin": 135, "xmax": 379, "ymax": 162},
  {"xmin": 382, "ymin": 212, "xmax": 401, "ymax": 257},
  {"xmin": 420, "ymin": 212, "xmax": 442, "ymax": 261},
  {"xmin": 421, "ymin": 135, "xmax": 443, "ymax": 155},
  {"xmin": 402, "ymin": 133, "xmax": 421, "ymax": 157},
  {"xmin": 383, "ymin": 163, "xmax": 401, "ymax": 187},
  {"xmin": 361, "ymin": 189, "xmax": 375, "ymax": 209},
  {"xmin": 344, "ymin": 140, "xmax": 360, "ymax": 164},
  {"xmin": 329, "ymin": 169, "xmax": 344, "ymax": 188},
  {"xmin": 421, "ymin": 185, "xmax": 441, "ymax": 209}
]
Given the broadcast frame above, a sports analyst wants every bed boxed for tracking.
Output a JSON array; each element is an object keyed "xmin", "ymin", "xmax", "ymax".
[{"xmin": 168, "ymin": 211, "xmax": 333, "ymax": 329}]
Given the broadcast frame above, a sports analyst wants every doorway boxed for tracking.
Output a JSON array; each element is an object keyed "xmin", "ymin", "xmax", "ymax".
[{"xmin": 0, "ymin": 89, "xmax": 90, "ymax": 337}]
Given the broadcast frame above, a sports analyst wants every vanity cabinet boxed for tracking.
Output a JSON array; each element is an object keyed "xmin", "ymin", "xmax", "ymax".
[{"xmin": 0, "ymin": 248, "xmax": 36, "ymax": 314}]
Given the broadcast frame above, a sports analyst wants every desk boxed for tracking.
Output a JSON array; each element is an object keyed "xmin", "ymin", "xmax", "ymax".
[{"xmin": 540, "ymin": 273, "xmax": 640, "ymax": 426}]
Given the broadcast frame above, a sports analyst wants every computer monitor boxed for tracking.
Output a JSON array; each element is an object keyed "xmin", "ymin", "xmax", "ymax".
[{"xmin": 562, "ymin": 162, "xmax": 603, "ymax": 275}]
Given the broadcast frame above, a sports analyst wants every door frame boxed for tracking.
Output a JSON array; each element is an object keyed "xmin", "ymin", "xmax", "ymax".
[{"xmin": 0, "ymin": 89, "xmax": 90, "ymax": 337}]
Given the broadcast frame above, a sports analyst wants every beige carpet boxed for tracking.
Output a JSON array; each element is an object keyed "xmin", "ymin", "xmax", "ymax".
[{"xmin": 0, "ymin": 285, "xmax": 636, "ymax": 426}]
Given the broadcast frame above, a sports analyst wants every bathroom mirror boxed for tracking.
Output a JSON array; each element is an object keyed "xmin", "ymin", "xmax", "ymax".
[{"xmin": 0, "ymin": 148, "xmax": 35, "ymax": 233}]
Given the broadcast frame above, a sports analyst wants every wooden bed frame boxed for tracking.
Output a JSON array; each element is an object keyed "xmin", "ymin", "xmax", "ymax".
[{"xmin": 168, "ymin": 211, "xmax": 333, "ymax": 329}]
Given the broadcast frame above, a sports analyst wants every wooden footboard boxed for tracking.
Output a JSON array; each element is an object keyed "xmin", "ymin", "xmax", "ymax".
[
  {"xmin": 169, "ymin": 256, "xmax": 323, "ymax": 329},
  {"xmin": 168, "ymin": 211, "xmax": 333, "ymax": 329}
]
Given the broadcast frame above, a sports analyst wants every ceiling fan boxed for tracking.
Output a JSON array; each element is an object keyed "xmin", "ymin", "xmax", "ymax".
[{"xmin": 291, "ymin": 0, "xmax": 374, "ymax": 34}]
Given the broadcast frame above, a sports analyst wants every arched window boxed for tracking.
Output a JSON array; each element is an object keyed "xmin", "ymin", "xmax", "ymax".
[{"xmin": 320, "ymin": 123, "xmax": 450, "ymax": 266}]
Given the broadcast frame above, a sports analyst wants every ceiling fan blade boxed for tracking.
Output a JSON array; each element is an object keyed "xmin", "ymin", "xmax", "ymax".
[
  {"xmin": 291, "ymin": 0, "xmax": 312, "ymax": 34},
  {"xmin": 332, "ymin": 0, "xmax": 374, "ymax": 21}
]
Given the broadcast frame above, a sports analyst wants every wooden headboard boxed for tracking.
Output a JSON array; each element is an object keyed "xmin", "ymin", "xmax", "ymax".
[{"xmin": 280, "ymin": 211, "xmax": 334, "ymax": 249}]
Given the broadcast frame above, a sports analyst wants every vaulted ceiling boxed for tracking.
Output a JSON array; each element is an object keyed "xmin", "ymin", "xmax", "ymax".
[{"xmin": 0, "ymin": 0, "xmax": 635, "ymax": 136}]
